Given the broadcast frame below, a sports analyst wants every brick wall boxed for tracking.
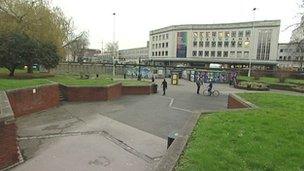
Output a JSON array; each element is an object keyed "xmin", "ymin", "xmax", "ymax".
[
  {"xmin": 107, "ymin": 83, "xmax": 122, "ymax": 100},
  {"xmin": 227, "ymin": 94, "xmax": 250, "ymax": 109},
  {"xmin": 0, "ymin": 122, "xmax": 19, "ymax": 170},
  {"xmin": 64, "ymin": 83, "xmax": 122, "ymax": 102},
  {"xmin": 7, "ymin": 84, "xmax": 60, "ymax": 117},
  {"xmin": 122, "ymin": 86, "xmax": 151, "ymax": 95}
]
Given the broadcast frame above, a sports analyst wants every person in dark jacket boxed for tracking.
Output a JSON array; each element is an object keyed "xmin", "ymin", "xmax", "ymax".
[
  {"xmin": 195, "ymin": 77, "xmax": 201, "ymax": 94},
  {"xmin": 208, "ymin": 81, "xmax": 213, "ymax": 96},
  {"xmin": 161, "ymin": 79, "xmax": 167, "ymax": 95}
]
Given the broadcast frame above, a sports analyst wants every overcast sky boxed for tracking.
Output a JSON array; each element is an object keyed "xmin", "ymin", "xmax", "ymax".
[{"xmin": 51, "ymin": 0, "xmax": 301, "ymax": 50}]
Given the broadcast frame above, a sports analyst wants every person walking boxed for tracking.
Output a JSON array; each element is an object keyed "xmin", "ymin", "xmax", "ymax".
[
  {"xmin": 151, "ymin": 75, "xmax": 155, "ymax": 82},
  {"xmin": 161, "ymin": 79, "xmax": 167, "ymax": 95},
  {"xmin": 196, "ymin": 77, "xmax": 201, "ymax": 94}
]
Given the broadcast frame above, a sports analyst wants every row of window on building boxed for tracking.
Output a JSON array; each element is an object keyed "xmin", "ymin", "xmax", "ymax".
[
  {"xmin": 192, "ymin": 30, "xmax": 251, "ymax": 40},
  {"xmin": 152, "ymin": 51, "xmax": 169, "ymax": 57},
  {"xmin": 278, "ymin": 56, "xmax": 304, "ymax": 61},
  {"xmin": 192, "ymin": 50, "xmax": 250, "ymax": 58},
  {"xmin": 192, "ymin": 39, "xmax": 250, "ymax": 48},
  {"xmin": 152, "ymin": 42, "xmax": 169, "ymax": 49},
  {"xmin": 152, "ymin": 34, "xmax": 169, "ymax": 41}
]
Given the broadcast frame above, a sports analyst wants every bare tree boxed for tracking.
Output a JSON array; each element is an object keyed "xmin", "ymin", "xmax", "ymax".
[
  {"xmin": 105, "ymin": 41, "xmax": 119, "ymax": 60},
  {"xmin": 65, "ymin": 31, "xmax": 89, "ymax": 62}
]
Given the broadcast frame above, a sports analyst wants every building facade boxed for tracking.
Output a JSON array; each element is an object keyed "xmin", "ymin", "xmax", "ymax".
[
  {"xmin": 118, "ymin": 47, "xmax": 149, "ymax": 63},
  {"xmin": 277, "ymin": 43, "xmax": 303, "ymax": 70},
  {"xmin": 149, "ymin": 20, "xmax": 281, "ymax": 68}
]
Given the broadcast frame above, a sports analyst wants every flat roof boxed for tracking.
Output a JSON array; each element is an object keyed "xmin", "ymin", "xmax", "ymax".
[{"xmin": 150, "ymin": 20, "xmax": 281, "ymax": 35}]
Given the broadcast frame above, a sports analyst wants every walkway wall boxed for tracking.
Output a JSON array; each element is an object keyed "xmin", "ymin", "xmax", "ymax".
[
  {"xmin": 6, "ymin": 84, "xmax": 60, "ymax": 117},
  {"xmin": 227, "ymin": 94, "xmax": 251, "ymax": 109},
  {"xmin": 122, "ymin": 86, "xmax": 151, "ymax": 95},
  {"xmin": 0, "ymin": 122, "xmax": 19, "ymax": 170}
]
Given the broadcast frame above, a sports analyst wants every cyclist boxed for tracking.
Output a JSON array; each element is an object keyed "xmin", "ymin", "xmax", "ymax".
[{"xmin": 208, "ymin": 80, "xmax": 213, "ymax": 96}]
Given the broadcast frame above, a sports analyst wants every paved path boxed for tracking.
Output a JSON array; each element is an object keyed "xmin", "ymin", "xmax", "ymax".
[{"xmin": 12, "ymin": 79, "xmax": 232, "ymax": 171}]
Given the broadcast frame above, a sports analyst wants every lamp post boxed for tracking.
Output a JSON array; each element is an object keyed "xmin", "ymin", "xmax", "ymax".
[
  {"xmin": 248, "ymin": 8, "xmax": 257, "ymax": 77},
  {"xmin": 112, "ymin": 12, "xmax": 116, "ymax": 77}
]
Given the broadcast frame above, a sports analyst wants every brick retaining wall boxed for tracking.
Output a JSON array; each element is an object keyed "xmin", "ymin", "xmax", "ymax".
[
  {"xmin": 122, "ymin": 86, "xmax": 151, "ymax": 95},
  {"xmin": 7, "ymin": 84, "xmax": 60, "ymax": 117},
  {"xmin": 227, "ymin": 94, "xmax": 251, "ymax": 109},
  {"xmin": 0, "ymin": 122, "xmax": 19, "ymax": 170}
]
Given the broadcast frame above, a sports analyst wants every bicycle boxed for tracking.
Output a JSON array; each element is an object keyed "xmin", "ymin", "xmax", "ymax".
[{"xmin": 203, "ymin": 89, "xmax": 220, "ymax": 96}]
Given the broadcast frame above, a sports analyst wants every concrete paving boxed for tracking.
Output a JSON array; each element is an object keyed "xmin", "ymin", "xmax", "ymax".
[{"xmin": 12, "ymin": 79, "xmax": 231, "ymax": 171}]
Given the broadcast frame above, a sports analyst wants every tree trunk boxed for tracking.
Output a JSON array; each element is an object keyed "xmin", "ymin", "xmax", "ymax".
[
  {"xmin": 9, "ymin": 67, "xmax": 15, "ymax": 77},
  {"xmin": 27, "ymin": 65, "xmax": 33, "ymax": 73}
]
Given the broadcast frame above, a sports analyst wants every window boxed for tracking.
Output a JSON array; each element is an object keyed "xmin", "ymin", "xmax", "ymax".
[
  {"xmin": 223, "ymin": 51, "xmax": 228, "ymax": 57},
  {"xmin": 224, "ymin": 41, "xmax": 229, "ymax": 47},
  {"xmin": 193, "ymin": 32, "xmax": 198, "ymax": 40},
  {"xmin": 156, "ymin": 44, "xmax": 158, "ymax": 48},
  {"xmin": 218, "ymin": 41, "xmax": 223, "ymax": 48},
  {"xmin": 158, "ymin": 51, "xmax": 161, "ymax": 56},
  {"xmin": 237, "ymin": 41, "xmax": 243, "ymax": 48},
  {"xmin": 159, "ymin": 43, "xmax": 161, "ymax": 48},
  {"xmin": 238, "ymin": 31, "xmax": 244, "ymax": 37},
  {"xmin": 256, "ymin": 29, "xmax": 272, "ymax": 60},
  {"xmin": 244, "ymin": 51, "xmax": 249, "ymax": 58},
  {"xmin": 231, "ymin": 41, "xmax": 236, "ymax": 47},
  {"xmin": 152, "ymin": 44, "xmax": 155, "ymax": 49},
  {"xmin": 152, "ymin": 52, "xmax": 154, "ymax": 56},
  {"xmin": 193, "ymin": 41, "xmax": 198, "ymax": 47},
  {"xmin": 244, "ymin": 40, "xmax": 250, "ymax": 48},
  {"xmin": 193, "ymin": 51, "xmax": 197, "ymax": 57},
  {"xmin": 283, "ymin": 56, "xmax": 286, "ymax": 60},
  {"xmin": 156, "ymin": 36, "xmax": 158, "ymax": 41},
  {"xmin": 280, "ymin": 49, "xmax": 283, "ymax": 52},
  {"xmin": 205, "ymin": 51, "xmax": 210, "ymax": 57},
  {"xmin": 199, "ymin": 32, "xmax": 204, "ymax": 40},
  {"xmin": 162, "ymin": 34, "xmax": 165, "ymax": 40},
  {"xmin": 205, "ymin": 41, "xmax": 210, "ymax": 47},
  {"xmin": 199, "ymin": 51, "xmax": 203, "ymax": 56},
  {"xmin": 288, "ymin": 56, "xmax": 291, "ymax": 61},
  {"xmin": 159, "ymin": 35, "xmax": 161, "ymax": 40},
  {"xmin": 162, "ymin": 43, "xmax": 165, "ymax": 48},
  {"xmin": 165, "ymin": 51, "xmax": 168, "ymax": 56},
  {"xmin": 152, "ymin": 36, "xmax": 155, "ymax": 41},
  {"xmin": 237, "ymin": 51, "xmax": 242, "ymax": 58},
  {"xmin": 245, "ymin": 30, "xmax": 251, "ymax": 37},
  {"xmin": 218, "ymin": 32, "xmax": 223, "ymax": 39},
  {"xmin": 199, "ymin": 41, "xmax": 204, "ymax": 47},
  {"xmin": 212, "ymin": 32, "xmax": 217, "ymax": 37},
  {"xmin": 166, "ymin": 42, "xmax": 168, "ymax": 47},
  {"xmin": 230, "ymin": 51, "xmax": 235, "ymax": 57},
  {"xmin": 211, "ymin": 51, "xmax": 216, "ymax": 57},
  {"xmin": 217, "ymin": 51, "xmax": 222, "ymax": 57},
  {"xmin": 279, "ymin": 56, "xmax": 282, "ymax": 60},
  {"xmin": 206, "ymin": 32, "xmax": 211, "ymax": 38},
  {"xmin": 166, "ymin": 34, "xmax": 169, "ymax": 39},
  {"xmin": 212, "ymin": 41, "xmax": 216, "ymax": 47},
  {"xmin": 231, "ymin": 31, "xmax": 237, "ymax": 37},
  {"xmin": 225, "ymin": 31, "xmax": 230, "ymax": 38},
  {"xmin": 162, "ymin": 51, "xmax": 164, "ymax": 56}
]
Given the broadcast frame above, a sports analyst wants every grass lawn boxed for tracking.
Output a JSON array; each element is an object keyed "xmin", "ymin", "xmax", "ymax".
[
  {"xmin": 0, "ymin": 78, "xmax": 52, "ymax": 90},
  {"xmin": 47, "ymin": 75, "xmax": 117, "ymax": 87},
  {"xmin": 177, "ymin": 93, "xmax": 304, "ymax": 171},
  {"xmin": 238, "ymin": 76, "xmax": 304, "ymax": 86}
]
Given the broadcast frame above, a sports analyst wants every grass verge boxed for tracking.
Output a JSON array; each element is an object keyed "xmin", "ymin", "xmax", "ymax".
[{"xmin": 177, "ymin": 93, "xmax": 304, "ymax": 171}]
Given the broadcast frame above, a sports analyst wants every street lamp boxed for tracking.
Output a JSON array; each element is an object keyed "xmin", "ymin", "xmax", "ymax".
[
  {"xmin": 248, "ymin": 8, "xmax": 257, "ymax": 78},
  {"xmin": 112, "ymin": 12, "xmax": 116, "ymax": 77}
]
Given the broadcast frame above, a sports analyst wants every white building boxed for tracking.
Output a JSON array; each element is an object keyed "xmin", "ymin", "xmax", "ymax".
[
  {"xmin": 149, "ymin": 20, "xmax": 281, "ymax": 68},
  {"xmin": 118, "ymin": 47, "xmax": 149, "ymax": 63},
  {"xmin": 277, "ymin": 43, "xmax": 303, "ymax": 70}
]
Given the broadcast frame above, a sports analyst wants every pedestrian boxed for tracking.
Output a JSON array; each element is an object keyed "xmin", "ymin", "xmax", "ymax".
[
  {"xmin": 151, "ymin": 75, "xmax": 155, "ymax": 82},
  {"xmin": 161, "ymin": 79, "xmax": 167, "ymax": 95},
  {"xmin": 195, "ymin": 77, "xmax": 201, "ymax": 94}
]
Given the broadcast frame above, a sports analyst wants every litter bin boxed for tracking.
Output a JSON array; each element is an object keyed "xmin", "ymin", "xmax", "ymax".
[
  {"xmin": 167, "ymin": 132, "xmax": 179, "ymax": 149},
  {"xmin": 151, "ymin": 83, "xmax": 158, "ymax": 93}
]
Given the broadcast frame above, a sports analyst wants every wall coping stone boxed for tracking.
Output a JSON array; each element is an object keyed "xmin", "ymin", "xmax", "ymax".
[
  {"xmin": 4, "ymin": 83, "xmax": 58, "ymax": 93},
  {"xmin": 0, "ymin": 91, "xmax": 15, "ymax": 123}
]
